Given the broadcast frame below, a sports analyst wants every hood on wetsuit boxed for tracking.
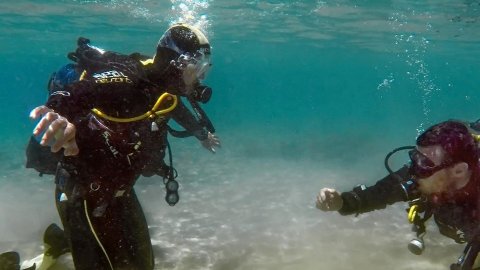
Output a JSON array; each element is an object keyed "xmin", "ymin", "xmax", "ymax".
[
  {"xmin": 152, "ymin": 24, "xmax": 216, "ymax": 135},
  {"xmin": 153, "ymin": 23, "xmax": 212, "ymax": 102}
]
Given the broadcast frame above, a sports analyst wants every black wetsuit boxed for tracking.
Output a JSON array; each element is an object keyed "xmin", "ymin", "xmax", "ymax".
[
  {"xmin": 339, "ymin": 166, "xmax": 480, "ymax": 269},
  {"xmin": 338, "ymin": 167, "xmax": 413, "ymax": 216},
  {"xmin": 34, "ymin": 53, "xmax": 203, "ymax": 270}
]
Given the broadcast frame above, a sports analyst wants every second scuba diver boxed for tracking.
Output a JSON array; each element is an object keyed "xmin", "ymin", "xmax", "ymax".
[{"xmin": 317, "ymin": 120, "xmax": 480, "ymax": 270}]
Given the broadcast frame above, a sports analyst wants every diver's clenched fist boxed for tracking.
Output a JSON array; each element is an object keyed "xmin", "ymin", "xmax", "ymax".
[{"xmin": 316, "ymin": 188, "xmax": 343, "ymax": 211}]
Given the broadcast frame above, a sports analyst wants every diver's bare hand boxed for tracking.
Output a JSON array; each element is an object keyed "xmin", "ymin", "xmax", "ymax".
[
  {"xmin": 201, "ymin": 132, "xmax": 221, "ymax": 153},
  {"xmin": 29, "ymin": 105, "xmax": 79, "ymax": 156},
  {"xmin": 316, "ymin": 188, "xmax": 343, "ymax": 211}
]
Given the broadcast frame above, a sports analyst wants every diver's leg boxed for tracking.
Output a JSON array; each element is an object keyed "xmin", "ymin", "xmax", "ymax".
[
  {"xmin": 42, "ymin": 223, "xmax": 68, "ymax": 258},
  {"xmin": 87, "ymin": 188, "xmax": 154, "ymax": 270},
  {"xmin": 55, "ymin": 183, "xmax": 111, "ymax": 270},
  {"xmin": 54, "ymin": 163, "xmax": 154, "ymax": 270},
  {"xmin": 120, "ymin": 188, "xmax": 155, "ymax": 270}
]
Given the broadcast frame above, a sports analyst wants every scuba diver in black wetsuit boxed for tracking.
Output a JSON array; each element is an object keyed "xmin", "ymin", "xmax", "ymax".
[
  {"xmin": 1, "ymin": 23, "xmax": 219, "ymax": 270},
  {"xmin": 26, "ymin": 30, "xmax": 219, "ymax": 177},
  {"xmin": 316, "ymin": 120, "xmax": 480, "ymax": 270}
]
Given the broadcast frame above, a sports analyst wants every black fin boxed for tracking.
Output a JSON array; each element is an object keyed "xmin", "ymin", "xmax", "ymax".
[
  {"xmin": 43, "ymin": 224, "xmax": 70, "ymax": 259},
  {"xmin": 22, "ymin": 263, "xmax": 36, "ymax": 270},
  {"xmin": 0, "ymin": 251, "xmax": 20, "ymax": 270}
]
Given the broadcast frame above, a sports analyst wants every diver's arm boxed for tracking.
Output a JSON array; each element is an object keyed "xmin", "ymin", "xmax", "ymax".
[
  {"xmin": 170, "ymin": 99, "xmax": 221, "ymax": 152},
  {"xmin": 29, "ymin": 81, "xmax": 94, "ymax": 156},
  {"xmin": 170, "ymin": 99, "xmax": 209, "ymax": 140},
  {"xmin": 338, "ymin": 166, "xmax": 411, "ymax": 215}
]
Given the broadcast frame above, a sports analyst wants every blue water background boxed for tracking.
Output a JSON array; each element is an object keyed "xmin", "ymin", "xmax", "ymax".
[{"xmin": 1, "ymin": 1, "xmax": 480, "ymax": 269}]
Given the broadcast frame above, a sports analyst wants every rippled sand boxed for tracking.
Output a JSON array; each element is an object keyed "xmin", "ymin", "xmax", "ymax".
[{"xmin": 0, "ymin": 139, "xmax": 464, "ymax": 270}]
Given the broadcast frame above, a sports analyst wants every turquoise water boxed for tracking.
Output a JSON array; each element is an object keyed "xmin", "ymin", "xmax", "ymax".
[{"xmin": 1, "ymin": 0, "xmax": 480, "ymax": 269}]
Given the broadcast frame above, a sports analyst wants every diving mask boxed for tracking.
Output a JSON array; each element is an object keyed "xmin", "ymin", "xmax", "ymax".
[
  {"xmin": 408, "ymin": 149, "xmax": 454, "ymax": 179},
  {"xmin": 385, "ymin": 145, "xmax": 454, "ymax": 179},
  {"xmin": 170, "ymin": 48, "xmax": 212, "ymax": 81}
]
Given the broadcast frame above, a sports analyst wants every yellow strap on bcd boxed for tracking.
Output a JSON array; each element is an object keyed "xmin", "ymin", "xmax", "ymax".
[
  {"xmin": 472, "ymin": 133, "xmax": 480, "ymax": 143},
  {"xmin": 408, "ymin": 204, "xmax": 418, "ymax": 224},
  {"xmin": 79, "ymin": 70, "xmax": 87, "ymax": 81},
  {"xmin": 140, "ymin": 58, "xmax": 154, "ymax": 66},
  {"xmin": 91, "ymin": 92, "xmax": 178, "ymax": 123}
]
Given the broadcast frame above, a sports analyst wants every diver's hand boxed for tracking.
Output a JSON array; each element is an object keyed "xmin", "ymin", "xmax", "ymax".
[
  {"xmin": 201, "ymin": 132, "xmax": 221, "ymax": 153},
  {"xmin": 316, "ymin": 188, "xmax": 343, "ymax": 211},
  {"xmin": 29, "ymin": 105, "xmax": 79, "ymax": 156}
]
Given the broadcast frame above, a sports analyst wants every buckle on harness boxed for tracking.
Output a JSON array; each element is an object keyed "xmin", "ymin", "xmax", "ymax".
[{"xmin": 90, "ymin": 182, "xmax": 100, "ymax": 191}]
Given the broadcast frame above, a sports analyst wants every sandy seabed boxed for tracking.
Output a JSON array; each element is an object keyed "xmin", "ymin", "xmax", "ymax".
[{"xmin": 0, "ymin": 139, "xmax": 465, "ymax": 270}]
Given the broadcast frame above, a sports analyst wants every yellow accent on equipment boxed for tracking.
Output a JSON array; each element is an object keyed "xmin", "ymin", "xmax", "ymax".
[
  {"xmin": 36, "ymin": 245, "xmax": 56, "ymax": 270},
  {"xmin": 140, "ymin": 58, "xmax": 154, "ymax": 66},
  {"xmin": 472, "ymin": 134, "xmax": 480, "ymax": 143},
  {"xmin": 408, "ymin": 204, "xmax": 418, "ymax": 223},
  {"xmin": 79, "ymin": 70, "xmax": 87, "ymax": 81},
  {"xmin": 91, "ymin": 93, "xmax": 178, "ymax": 123},
  {"xmin": 84, "ymin": 200, "xmax": 114, "ymax": 270}
]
